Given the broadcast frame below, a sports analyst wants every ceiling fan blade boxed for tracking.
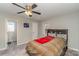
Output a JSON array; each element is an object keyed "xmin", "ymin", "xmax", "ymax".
[
  {"xmin": 32, "ymin": 4, "xmax": 37, "ymax": 9},
  {"xmin": 17, "ymin": 11, "xmax": 25, "ymax": 14},
  {"xmin": 32, "ymin": 11, "xmax": 41, "ymax": 15},
  {"xmin": 12, "ymin": 3, "xmax": 25, "ymax": 9}
]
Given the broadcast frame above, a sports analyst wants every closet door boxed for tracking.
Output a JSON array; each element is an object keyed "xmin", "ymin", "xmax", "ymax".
[{"xmin": 32, "ymin": 22, "xmax": 38, "ymax": 40}]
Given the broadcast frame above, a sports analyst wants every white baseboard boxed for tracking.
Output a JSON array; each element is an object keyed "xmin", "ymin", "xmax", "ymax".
[
  {"xmin": 17, "ymin": 41, "xmax": 29, "ymax": 46},
  {"xmin": 0, "ymin": 47, "xmax": 7, "ymax": 51},
  {"xmin": 68, "ymin": 47, "xmax": 79, "ymax": 52}
]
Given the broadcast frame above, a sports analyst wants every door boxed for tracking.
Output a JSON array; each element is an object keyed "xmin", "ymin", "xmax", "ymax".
[
  {"xmin": 7, "ymin": 21, "xmax": 17, "ymax": 46},
  {"xmin": 32, "ymin": 22, "xmax": 38, "ymax": 40}
]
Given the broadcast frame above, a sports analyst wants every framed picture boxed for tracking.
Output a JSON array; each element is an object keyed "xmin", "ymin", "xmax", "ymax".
[{"xmin": 24, "ymin": 23, "xmax": 29, "ymax": 28}]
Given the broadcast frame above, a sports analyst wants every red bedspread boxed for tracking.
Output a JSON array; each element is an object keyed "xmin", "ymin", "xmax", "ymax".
[{"xmin": 34, "ymin": 36, "xmax": 55, "ymax": 44}]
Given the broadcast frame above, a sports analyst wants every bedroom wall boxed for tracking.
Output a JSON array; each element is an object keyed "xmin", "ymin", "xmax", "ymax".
[
  {"xmin": 0, "ymin": 13, "xmax": 35, "ymax": 50},
  {"xmin": 32, "ymin": 21, "xmax": 38, "ymax": 39},
  {"xmin": 17, "ymin": 18, "xmax": 33, "ymax": 45},
  {"xmin": 38, "ymin": 12, "xmax": 79, "ymax": 50},
  {"xmin": 38, "ymin": 21, "xmax": 43, "ymax": 38},
  {"xmin": 0, "ymin": 17, "xmax": 7, "ymax": 50}
]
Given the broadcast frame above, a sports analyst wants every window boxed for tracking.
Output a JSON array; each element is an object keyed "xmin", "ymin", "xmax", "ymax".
[{"xmin": 7, "ymin": 22, "xmax": 15, "ymax": 32}]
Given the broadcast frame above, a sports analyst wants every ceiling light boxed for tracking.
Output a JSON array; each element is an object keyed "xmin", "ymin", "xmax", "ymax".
[{"xmin": 25, "ymin": 11, "xmax": 32, "ymax": 16}]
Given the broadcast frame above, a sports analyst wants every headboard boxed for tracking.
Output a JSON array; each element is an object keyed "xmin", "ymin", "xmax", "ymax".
[{"xmin": 46, "ymin": 29, "xmax": 68, "ymax": 46}]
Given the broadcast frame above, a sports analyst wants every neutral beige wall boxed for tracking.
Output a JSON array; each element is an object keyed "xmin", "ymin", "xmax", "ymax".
[
  {"xmin": 38, "ymin": 21, "xmax": 43, "ymax": 38},
  {"xmin": 0, "ymin": 17, "xmax": 7, "ymax": 50},
  {"xmin": 39, "ymin": 12, "xmax": 79, "ymax": 50},
  {"xmin": 0, "ymin": 13, "xmax": 35, "ymax": 50},
  {"xmin": 17, "ymin": 19, "xmax": 33, "ymax": 45},
  {"xmin": 32, "ymin": 21, "xmax": 38, "ymax": 39}
]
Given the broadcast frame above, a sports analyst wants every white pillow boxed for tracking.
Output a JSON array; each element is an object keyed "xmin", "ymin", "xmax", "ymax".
[
  {"xmin": 57, "ymin": 34, "xmax": 67, "ymax": 41},
  {"xmin": 48, "ymin": 32, "xmax": 56, "ymax": 37}
]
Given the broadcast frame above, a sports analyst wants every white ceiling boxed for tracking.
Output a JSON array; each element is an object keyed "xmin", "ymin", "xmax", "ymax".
[{"xmin": 0, "ymin": 3, "xmax": 79, "ymax": 21}]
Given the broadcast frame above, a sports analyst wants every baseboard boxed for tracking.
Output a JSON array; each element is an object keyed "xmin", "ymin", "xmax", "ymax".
[
  {"xmin": 0, "ymin": 47, "xmax": 7, "ymax": 51},
  {"xmin": 17, "ymin": 41, "xmax": 29, "ymax": 46},
  {"xmin": 68, "ymin": 47, "xmax": 79, "ymax": 52}
]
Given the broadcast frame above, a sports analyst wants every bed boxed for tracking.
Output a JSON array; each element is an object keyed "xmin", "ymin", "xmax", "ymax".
[
  {"xmin": 46, "ymin": 29, "xmax": 68, "ymax": 55},
  {"xmin": 25, "ymin": 29, "xmax": 68, "ymax": 56}
]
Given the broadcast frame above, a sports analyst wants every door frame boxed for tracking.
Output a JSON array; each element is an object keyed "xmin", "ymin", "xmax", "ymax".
[{"xmin": 6, "ymin": 19, "xmax": 18, "ymax": 48}]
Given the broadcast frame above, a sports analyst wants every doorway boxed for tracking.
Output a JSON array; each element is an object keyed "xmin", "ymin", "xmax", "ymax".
[{"xmin": 7, "ymin": 20, "xmax": 17, "ymax": 48}]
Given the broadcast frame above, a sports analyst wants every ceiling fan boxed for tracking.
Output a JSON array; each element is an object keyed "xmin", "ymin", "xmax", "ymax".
[{"xmin": 12, "ymin": 3, "xmax": 41, "ymax": 17}]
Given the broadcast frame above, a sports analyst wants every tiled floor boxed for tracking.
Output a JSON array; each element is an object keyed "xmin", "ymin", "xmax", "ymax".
[{"xmin": 0, "ymin": 42, "xmax": 79, "ymax": 56}]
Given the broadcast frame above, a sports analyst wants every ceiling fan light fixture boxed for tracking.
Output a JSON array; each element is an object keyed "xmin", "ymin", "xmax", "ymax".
[
  {"xmin": 12, "ymin": 3, "xmax": 41, "ymax": 17},
  {"xmin": 25, "ymin": 11, "xmax": 32, "ymax": 16}
]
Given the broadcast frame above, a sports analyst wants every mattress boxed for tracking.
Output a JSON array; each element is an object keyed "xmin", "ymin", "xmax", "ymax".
[{"xmin": 25, "ymin": 36, "xmax": 65, "ymax": 56}]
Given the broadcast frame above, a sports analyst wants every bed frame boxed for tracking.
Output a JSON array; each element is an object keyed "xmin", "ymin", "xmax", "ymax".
[{"xmin": 46, "ymin": 29, "xmax": 68, "ymax": 55}]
